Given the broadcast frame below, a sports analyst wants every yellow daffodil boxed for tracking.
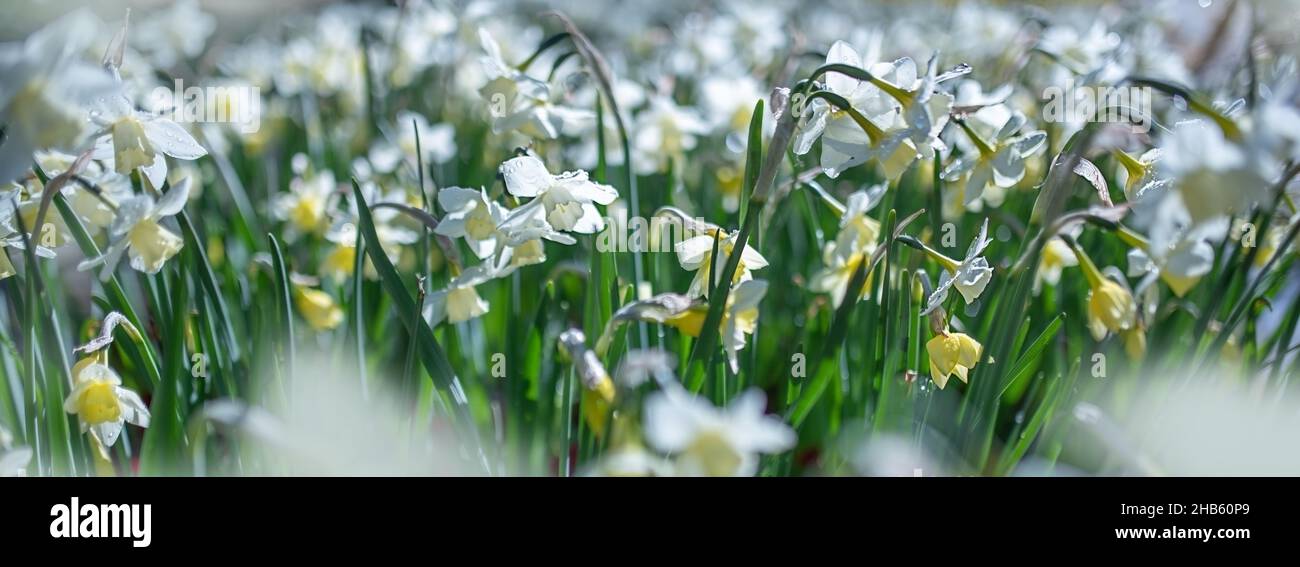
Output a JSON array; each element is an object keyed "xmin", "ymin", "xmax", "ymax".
[
  {"xmin": 63, "ymin": 352, "xmax": 150, "ymax": 449},
  {"xmin": 1068, "ymin": 238, "xmax": 1137, "ymax": 340},
  {"xmin": 926, "ymin": 330, "xmax": 982, "ymax": 389},
  {"xmin": 1087, "ymin": 278, "xmax": 1137, "ymax": 341},
  {"xmin": 294, "ymin": 286, "xmax": 344, "ymax": 331},
  {"xmin": 78, "ymin": 178, "xmax": 191, "ymax": 279},
  {"xmin": 273, "ymin": 165, "xmax": 336, "ymax": 238}
]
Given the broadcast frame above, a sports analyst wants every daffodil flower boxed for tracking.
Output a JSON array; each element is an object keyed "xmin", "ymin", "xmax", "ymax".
[
  {"xmin": 78, "ymin": 177, "xmax": 191, "ymax": 279},
  {"xmin": 634, "ymin": 93, "xmax": 710, "ymax": 174},
  {"xmin": 478, "ymin": 29, "xmax": 592, "ymax": 139},
  {"xmin": 1066, "ymin": 238, "xmax": 1137, "ymax": 340},
  {"xmin": 89, "ymin": 93, "xmax": 208, "ymax": 190},
  {"xmin": 643, "ymin": 385, "xmax": 795, "ymax": 477},
  {"xmin": 273, "ymin": 161, "xmax": 337, "ymax": 239},
  {"xmin": 500, "ymin": 155, "xmax": 618, "ymax": 234},
  {"xmin": 0, "ymin": 200, "xmax": 57, "ymax": 280},
  {"xmin": 1120, "ymin": 198, "xmax": 1221, "ymax": 298},
  {"xmin": 63, "ymin": 313, "xmax": 151, "ymax": 451},
  {"xmin": 794, "ymin": 41, "xmax": 920, "ymax": 179},
  {"xmin": 423, "ymin": 264, "xmax": 494, "ymax": 326},
  {"xmin": 294, "ymin": 285, "xmax": 344, "ymax": 331},
  {"xmin": 920, "ymin": 218, "xmax": 994, "ymax": 315},
  {"xmin": 661, "ymin": 279, "xmax": 768, "ymax": 372},
  {"xmin": 1158, "ymin": 120, "xmax": 1268, "ymax": 224},
  {"xmin": 0, "ymin": 10, "xmax": 115, "ymax": 183},
  {"xmin": 674, "ymin": 223, "xmax": 769, "ymax": 299},
  {"xmin": 558, "ymin": 329, "xmax": 618, "ymax": 438},
  {"xmin": 926, "ymin": 328, "xmax": 982, "ymax": 389},
  {"xmin": 1113, "ymin": 148, "xmax": 1169, "ymax": 203},
  {"xmin": 434, "ymin": 186, "xmax": 505, "ymax": 259},
  {"xmin": 862, "ymin": 52, "xmax": 957, "ymax": 161},
  {"xmin": 943, "ymin": 112, "xmax": 1046, "ymax": 207},
  {"xmin": 811, "ymin": 184, "xmax": 884, "ymax": 307},
  {"xmin": 64, "ymin": 353, "xmax": 151, "ymax": 449},
  {"xmin": 1034, "ymin": 236, "xmax": 1078, "ymax": 294},
  {"xmin": 1122, "ymin": 228, "xmax": 1214, "ymax": 298}
]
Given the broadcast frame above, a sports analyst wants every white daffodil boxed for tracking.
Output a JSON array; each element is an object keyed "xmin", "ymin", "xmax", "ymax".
[
  {"xmin": 34, "ymin": 151, "xmax": 131, "ymax": 232},
  {"xmin": 810, "ymin": 184, "xmax": 884, "ymax": 307},
  {"xmin": 1034, "ymin": 236, "xmax": 1078, "ymax": 294},
  {"xmin": 793, "ymin": 41, "xmax": 919, "ymax": 180},
  {"xmin": 944, "ymin": 112, "xmax": 1046, "ymax": 207},
  {"xmin": 130, "ymin": 0, "xmax": 216, "ymax": 69},
  {"xmin": 1159, "ymin": 120, "xmax": 1268, "ymax": 225},
  {"xmin": 0, "ymin": 10, "xmax": 115, "ymax": 183},
  {"xmin": 369, "ymin": 111, "xmax": 457, "ymax": 173},
  {"xmin": 89, "ymin": 93, "xmax": 208, "ymax": 190},
  {"xmin": 434, "ymin": 186, "xmax": 505, "ymax": 260},
  {"xmin": 499, "ymin": 155, "xmax": 618, "ymax": 234},
  {"xmin": 78, "ymin": 177, "xmax": 191, "ymax": 279},
  {"xmin": 64, "ymin": 355, "xmax": 150, "ymax": 449},
  {"xmin": 0, "ymin": 201, "xmax": 56, "ymax": 280},
  {"xmin": 1122, "ymin": 203, "xmax": 1223, "ymax": 298},
  {"xmin": 643, "ymin": 385, "xmax": 795, "ymax": 477},
  {"xmin": 478, "ymin": 28, "xmax": 593, "ymax": 139},
  {"xmin": 1114, "ymin": 148, "xmax": 1170, "ymax": 204},
  {"xmin": 273, "ymin": 158, "xmax": 337, "ymax": 239},
  {"xmin": 0, "ymin": 424, "xmax": 32, "ymax": 477},
  {"xmin": 870, "ymin": 52, "xmax": 957, "ymax": 161},
  {"xmin": 424, "ymin": 263, "xmax": 495, "ymax": 326},
  {"xmin": 674, "ymin": 223, "xmax": 769, "ymax": 299},
  {"xmin": 640, "ymin": 280, "xmax": 765, "ymax": 373},
  {"xmin": 950, "ymin": 79, "xmax": 1013, "ymax": 138},
  {"xmin": 922, "ymin": 218, "xmax": 994, "ymax": 314},
  {"xmin": 633, "ymin": 93, "xmax": 710, "ymax": 174},
  {"xmin": 491, "ymin": 201, "xmax": 577, "ymax": 275},
  {"xmin": 719, "ymin": 279, "xmax": 767, "ymax": 373}
]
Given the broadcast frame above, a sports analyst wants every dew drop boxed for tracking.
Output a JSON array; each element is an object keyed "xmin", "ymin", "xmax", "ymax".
[{"xmin": 1198, "ymin": 0, "xmax": 1212, "ymax": 7}]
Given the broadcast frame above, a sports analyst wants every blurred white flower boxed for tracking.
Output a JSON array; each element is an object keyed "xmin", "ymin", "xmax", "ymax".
[
  {"xmin": 643, "ymin": 385, "xmax": 794, "ymax": 476},
  {"xmin": 633, "ymin": 93, "xmax": 709, "ymax": 173},
  {"xmin": 131, "ymin": 0, "xmax": 216, "ymax": 69},
  {"xmin": 478, "ymin": 28, "xmax": 593, "ymax": 139},
  {"xmin": 0, "ymin": 10, "xmax": 115, "ymax": 182}
]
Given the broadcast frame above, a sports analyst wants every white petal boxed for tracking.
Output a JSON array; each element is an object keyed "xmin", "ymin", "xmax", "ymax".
[
  {"xmin": 675, "ymin": 235, "xmax": 715, "ymax": 269},
  {"xmin": 499, "ymin": 155, "xmax": 553, "ymax": 197},
  {"xmin": 436, "ymin": 186, "xmax": 481, "ymax": 213},
  {"xmin": 153, "ymin": 176, "xmax": 192, "ymax": 218},
  {"xmin": 116, "ymin": 387, "xmax": 151, "ymax": 428},
  {"xmin": 142, "ymin": 118, "xmax": 207, "ymax": 160},
  {"xmin": 824, "ymin": 41, "xmax": 862, "ymax": 96}
]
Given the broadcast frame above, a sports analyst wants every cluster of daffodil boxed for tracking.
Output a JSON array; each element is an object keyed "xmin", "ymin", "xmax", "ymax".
[{"xmin": 2, "ymin": 0, "xmax": 1300, "ymax": 478}]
